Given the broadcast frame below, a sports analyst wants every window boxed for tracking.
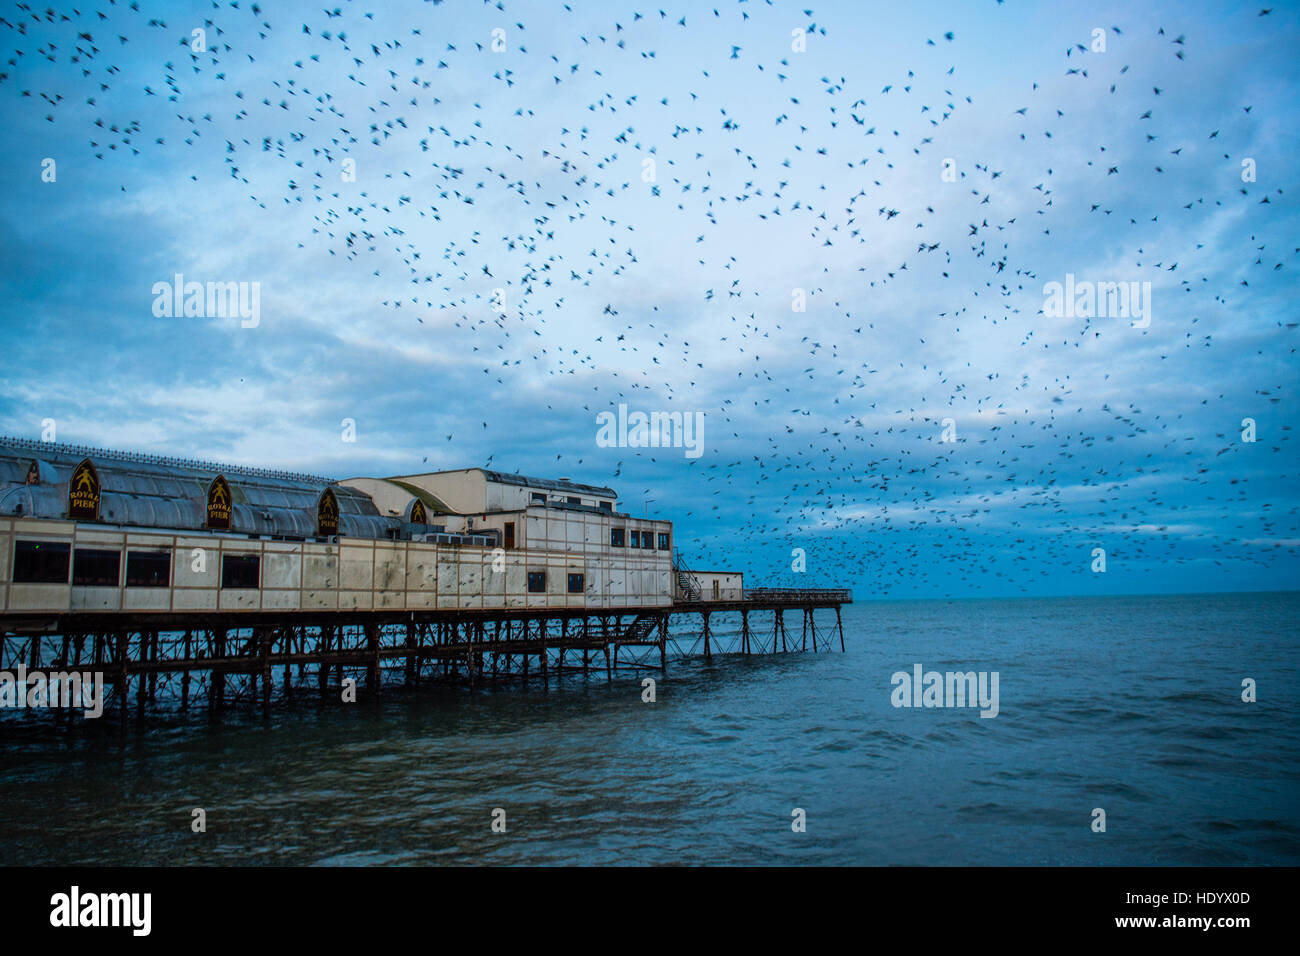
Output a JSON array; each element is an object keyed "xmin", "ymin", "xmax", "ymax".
[
  {"xmin": 527, "ymin": 571, "xmax": 547, "ymax": 593},
  {"xmin": 222, "ymin": 554, "xmax": 260, "ymax": 589},
  {"xmin": 12, "ymin": 540, "xmax": 70, "ymax": 583},
  {"xmin": 610, "ymin": 528, "xmax": 625, "ymax": 548},
  {"xmin": 126, "ymin": 551, "xmax": 171, "ymax": 588},
  {"xmin": 73, "ymin": 548, "xmax": 120, "ymax": 586},
  {"xmin": 630, "ymin": 530, "xmax": 640, "ymax": 549},
  {"xmin": 531, "ymin": 492, "xmax": 546, "ymax": 506},
  {"xmin": 566, "ymin": 496, "xmax": 580, "ymax": 505},
  {"xmin": 658, "ymin": 533, "xmax": 670, "ymax": 551},
  {"xmin": 568, "ymin": 573, "xmax": 584, "ymax": 594},
  {"xmin": 598, "ymin": 501, "xmax": 612, "ymax": 512}
]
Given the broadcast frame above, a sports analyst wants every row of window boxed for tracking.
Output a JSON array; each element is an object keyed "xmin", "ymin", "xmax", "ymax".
[
  {"xmin": 527, "ymin": 572, "xmax": 585, "ymax": 594},
  {"xmin": 610, "ymin": 529, "xmax": 670, "ymax": 550},
  {"xmin": 11, "ymin": 541, "xmax": 261, "ymax": 589},
  {"xmin": 11, "ymin": 542, "xmax": 603, "ymax": 595},
  {"xmin": 529, "ymin": 492, "xmax": 614, "ymax": 512}
]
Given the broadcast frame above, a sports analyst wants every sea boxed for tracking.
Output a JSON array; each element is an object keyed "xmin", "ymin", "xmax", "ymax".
[{"xmin": 1, "ymin": 592, "xmax": 1297, "ymax": 866}]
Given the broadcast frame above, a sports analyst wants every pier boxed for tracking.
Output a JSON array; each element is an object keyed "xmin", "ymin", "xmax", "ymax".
[
  {"xmin": 0, "ymin": 589, "xmax": 852, "ymax": 724},
  {"xmin": 0, "ymin": 436, "xmax": 853, "ymax": 726}
]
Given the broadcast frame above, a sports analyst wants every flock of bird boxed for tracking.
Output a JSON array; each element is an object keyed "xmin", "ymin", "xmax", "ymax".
[{"xmin": 2, "ymin": 1, "xmax": 1294, "ymax": 596}]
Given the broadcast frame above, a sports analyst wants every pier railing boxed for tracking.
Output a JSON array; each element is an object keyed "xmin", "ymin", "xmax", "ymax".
[
  {"xmin": 673, "ymin": 587, "xmax": 853, "ymax": 605},
  {"xmin": 743, "ymin": 587, "xmax": 853, "ymax": 604}
]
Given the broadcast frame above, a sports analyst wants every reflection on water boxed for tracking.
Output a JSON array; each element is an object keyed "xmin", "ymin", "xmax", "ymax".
[{"xmin": 2, "ymin": 593, "xmax": 1297, "ymax": 865}]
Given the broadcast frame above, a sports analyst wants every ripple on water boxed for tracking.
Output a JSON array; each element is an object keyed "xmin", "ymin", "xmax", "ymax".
[{"xmin": 2, "ymin": 594, "xmax": 1298, "ymax": 865}]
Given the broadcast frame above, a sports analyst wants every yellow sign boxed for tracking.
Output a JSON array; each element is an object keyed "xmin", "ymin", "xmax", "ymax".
[
  {"xmin": 318, "ymin": 487, "xmax": 340, "ymax": 536},
  {"xmin": 410, "ymin": 499, "xmax": 428, "ymax": 524},
  {"xmin": 67, "ymin": 459, "xmax": 100, "ymax": 520},
  {"xmin": 207, "ymin": 475, "xmax": 232, "ymax": 530}
]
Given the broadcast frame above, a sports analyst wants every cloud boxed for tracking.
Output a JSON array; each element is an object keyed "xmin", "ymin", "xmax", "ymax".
[{"xmin": 0, "ymin": 0, "xmax": 1296, "ymax": 598}]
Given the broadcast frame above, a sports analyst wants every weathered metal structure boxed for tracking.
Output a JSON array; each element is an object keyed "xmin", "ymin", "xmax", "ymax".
[{"xmin": 0, "ymin": 437, "xmax": 852, "ymax": 724}]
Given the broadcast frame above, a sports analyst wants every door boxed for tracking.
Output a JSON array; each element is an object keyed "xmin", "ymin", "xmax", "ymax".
[
  {"xmin": 504, "ymin": 522, "xmax": 515, "ymax": 549},
  {"xmin": 712, "ymin": 580, "xmax": 720, "ymax": 601}
]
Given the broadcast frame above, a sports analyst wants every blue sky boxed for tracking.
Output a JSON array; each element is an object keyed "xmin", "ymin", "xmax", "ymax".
[{"xmin": 1, "ymin": 0, "xmax": 1297, "ymax": 599}]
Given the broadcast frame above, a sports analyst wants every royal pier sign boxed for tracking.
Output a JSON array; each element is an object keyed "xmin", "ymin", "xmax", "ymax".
[{"xmin": 67, "ymin": 458, "xmax": 101, "ymax": 520}]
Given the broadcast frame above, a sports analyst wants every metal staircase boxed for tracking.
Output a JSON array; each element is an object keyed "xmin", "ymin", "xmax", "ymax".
[
  {"xmin": 620, "ymin": 613, "xmax": 660, "ymax": 643},
  {"xmin": 673, "ymin": 549, "xmax": 703, "ymax": 602}
]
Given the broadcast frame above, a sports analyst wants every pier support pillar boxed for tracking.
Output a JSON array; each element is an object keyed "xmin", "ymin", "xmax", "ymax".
[
  {"xmin": 405, "ymin": 623, "xmax": 416, "ymax": 686},
  {"xmin": 117, "ymin": 631, "xmax": 128, "ymax": 730},
  {"xmin": 136, "ymin": 632, "xmax": 148, "ymax": 716},
  {"xmin": 318, "ymin": 626, "xmax": 331, "ymax": 696},
  {"xmin": 540, "ymin": 618, "xmax": 549, "ymax": 684},
  {"xmin": 558, "ymin": 618, "xmax": 567, "ymax": 675},
  {"xmin": 261, "ymin": 627, "xmax": 273, "ymax": 712},
  {"xmin": 149, "ymin": 631, "xmax": 159, "ymax": 703},
  {"xmin": 365, "ymin": 623, "xmax": 380, "ymax": 698},
  {"xmin": 283, "ymin": 627, "xmax": 294, "ymax": 700}
]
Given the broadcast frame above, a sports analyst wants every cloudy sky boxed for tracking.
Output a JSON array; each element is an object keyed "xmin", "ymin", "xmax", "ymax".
[{"xmin": 1, "ymin": 0, "xmax": 1296, "ymax": 599}]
